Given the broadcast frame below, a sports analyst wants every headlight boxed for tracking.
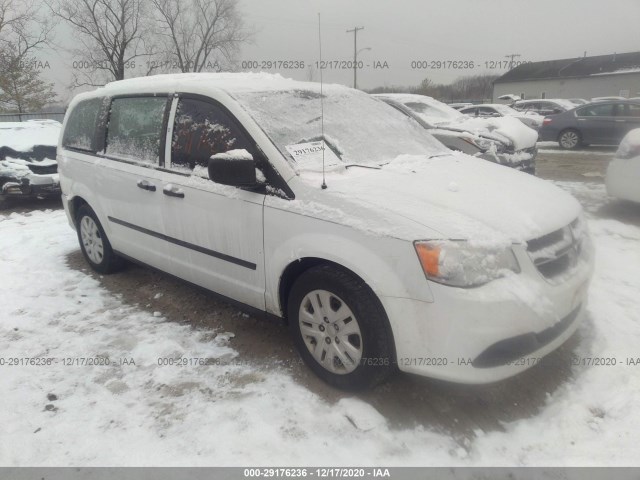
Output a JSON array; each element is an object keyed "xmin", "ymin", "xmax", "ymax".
[
  {"xmin": 570, "ymin": 213, "xmax": 591, "ymax": 257},
  {"xmin": 414, "ymin": 240, "xmax": 520, "ymax": 287},
  {"xmin": 463, "ymin": 136, "xmax": 507, "ymax": 154}
]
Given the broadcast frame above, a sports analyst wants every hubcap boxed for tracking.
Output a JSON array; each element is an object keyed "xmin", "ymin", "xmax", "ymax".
[
  {"xmin": 298, "ymin": 290, "xmax": 363, "ymax": 375},
  {"xmin": 80, "ymin": 216, "xmax": 104, "ymax": 264},
  {"xmin": 561, "ymin": 131, "xmax": 578, "ymax": 148}
]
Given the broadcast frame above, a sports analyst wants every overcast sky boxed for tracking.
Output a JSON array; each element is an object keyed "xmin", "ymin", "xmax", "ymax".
[{"xmin": 37, "ymin": 0, "xmax": 640, "ymax": 102}]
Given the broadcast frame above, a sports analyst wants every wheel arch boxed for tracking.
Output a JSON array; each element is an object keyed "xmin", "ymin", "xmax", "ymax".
[
  {"xmin": 277, "ymin": 257, "xmax": 397, "ymax": 360},
  {"xmin": 68, "ymin": 195, "xmax": 89, "ymax": 225}
]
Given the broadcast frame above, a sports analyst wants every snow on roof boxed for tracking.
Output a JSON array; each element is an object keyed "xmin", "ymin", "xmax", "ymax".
[
  {"xmin": 98, "ymin": 72, "xmax": 347, "ymax": 97},
  {"xmin": 495, "ymin": 51, "xmax": 640, "ymax": 83},
  {"xmin": 0, "ymin": 120, "xmax": 61, "ymax": 151},
  {"xmin": 514, "ymin": 98, "xmax": 576, "ymax": 110}
]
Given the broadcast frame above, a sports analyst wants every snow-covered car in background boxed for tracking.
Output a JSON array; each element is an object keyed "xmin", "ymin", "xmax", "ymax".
[
  {"xmin": 375, "ymin": 93, "xmax": 538, "ymax": 174},
  {"xmin": 447, "ymin": 102, "xmax": 473, "ymax": 110},
  {"xmin": 0, "ymin": 120, "xmax": 62, "ymax": 198},
  {"xmin": 458, "ymin": 103, "xmax": 544, "ymax": 130},
  {"xmin": 512, "ymin": 99, "xmax": 576, "ymax": 116},
  {"xmin": 569, "ymin": 98, "xmax": 589, "ymax": 106},
  {"xmin": 606, "ymin": 128, "xmax": 640, "ymax": 203},
  {"xmin": 59, "ymin": 73, "xmax": 593, "ymax": 389}
]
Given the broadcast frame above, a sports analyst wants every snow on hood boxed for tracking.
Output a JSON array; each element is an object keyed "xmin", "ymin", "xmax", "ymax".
[
  {"xmin": 0, "ymin": 120, "xmax": 61, "ymax": 152},
  {"xmin": 447, "ymin": 115, "xmax": 538, "ymax": 150},
  {"xmin": 296, "ymin": 153, "xmax": 581, "ymax": 246}
]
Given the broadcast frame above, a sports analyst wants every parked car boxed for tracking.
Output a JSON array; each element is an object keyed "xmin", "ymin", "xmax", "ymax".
[
  {"xmin": 447, "ymin": 102, "xmax": 473, "ymax": 110},
  {"xmin": 375, "ymin": 94, "xmax": 538, "ymax": 173},
  {"xmin": 59, "ymin": 73, "xmax": 593, "ymax": 389},
  {"xmin": 498, "ymin": 94, "xmax": 522, "ymax": 102},
  {"xmin": 606, "ymin": 128, "xmax": 640, "ymax": 203},
  {"xmin": 0, "ymin": 120, "xmax": 61, "ymax": 199},
  {"xmin": 569, "ymin": 98, "xmax": 589, "ymax": 106},
  {"xmin": 539, "ymin": 100, "xmax": 640, "ymax": 149},
  {"xmin": 512, "ymin": 99, "xmax": 577, "ymax": 116},
  {"xmin": 458, "ymin": 103, "xmax": 544, "ymax": 130},
  {"xmin": 591, "ymin": 96, "xmax": 626, "ymax": 102}
]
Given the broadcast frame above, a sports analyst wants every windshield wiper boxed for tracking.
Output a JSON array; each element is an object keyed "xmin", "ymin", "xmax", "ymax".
[{"xmin": 344, "ymin": 164, "xmax": 382, "ymax": 170}]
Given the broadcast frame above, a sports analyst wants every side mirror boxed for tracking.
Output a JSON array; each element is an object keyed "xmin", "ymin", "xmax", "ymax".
[{"xmin": 208, "ymin": 149, "xmax": 257, "ymax": 187}]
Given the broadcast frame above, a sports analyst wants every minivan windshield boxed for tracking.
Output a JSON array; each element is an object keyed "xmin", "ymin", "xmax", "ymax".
[{"xmin": 233, "ymin": 87, "xmax": 447, "ymax": 170}]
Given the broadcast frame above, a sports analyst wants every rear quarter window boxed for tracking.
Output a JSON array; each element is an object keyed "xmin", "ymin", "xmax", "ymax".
[{"xmin": 62, "ymin": 98, "xmax": 104, "ymax": 152}]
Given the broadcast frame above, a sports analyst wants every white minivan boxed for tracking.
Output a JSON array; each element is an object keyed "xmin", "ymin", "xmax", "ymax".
[{"xmin": 58, "ymin": 73, "xmax": 594, "ymax": 390}]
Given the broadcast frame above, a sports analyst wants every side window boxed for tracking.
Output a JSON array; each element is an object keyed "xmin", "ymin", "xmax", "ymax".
[
  {"xmin": 576, "ymin": 104, "xmax": 614, "ymax": 117},
  {"xmin": 478, "ymin": 107, "xmax": 496, "ymax": 116},
  {"xmin": 170, "ymin": 98, "xmax": 255, "ymax": 173},
  {"xmin": 625, "ymin": 104, "xmax": 640, "ymax": 117},
  {"xmin": 106, "ymin": 97, "xmax": 167, "ymax": 165},
  {"xmin": 62, "ymin": 98, "xmax": 103, "ymax": 152}
]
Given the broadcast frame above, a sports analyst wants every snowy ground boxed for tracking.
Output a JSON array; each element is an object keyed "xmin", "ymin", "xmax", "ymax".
[{"xmin": 1, "ymin": 181, "xmax": 639, "ymax": 466}]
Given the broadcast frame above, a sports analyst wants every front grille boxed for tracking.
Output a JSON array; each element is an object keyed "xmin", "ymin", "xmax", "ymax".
[{"xmin": 527, "ymin": 223, "xmax": 581, "ymax": 280}]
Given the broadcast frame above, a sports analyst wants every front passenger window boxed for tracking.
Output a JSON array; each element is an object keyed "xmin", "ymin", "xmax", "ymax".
[{"xmin": 171, "ymin": 98, "xmax": 255, "ymax": 173}]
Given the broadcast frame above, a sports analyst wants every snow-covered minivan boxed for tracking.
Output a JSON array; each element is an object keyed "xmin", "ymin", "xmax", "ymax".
[{"xmin": 58, "ymin": 73, "xmax": 594, "ymax": 390}]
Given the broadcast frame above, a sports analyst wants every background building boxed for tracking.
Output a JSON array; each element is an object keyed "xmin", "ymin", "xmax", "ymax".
[{"xmin": 493, "ymin": 51, "xmax": 640, "ymax": 101}]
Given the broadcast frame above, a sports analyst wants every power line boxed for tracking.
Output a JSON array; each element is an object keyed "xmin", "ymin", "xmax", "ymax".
[{"xmin": 504, "ymin": 53, "xmax": 521, "ymax": 69}]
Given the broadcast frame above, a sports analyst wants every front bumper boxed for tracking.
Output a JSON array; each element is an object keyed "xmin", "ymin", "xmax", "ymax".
[
  {"xmin": 381, "ymin": 240, "xmax": 594, "ymax": 384},
  {"xmin": 481, "ymin": 147, "xmax": 537, "ymax": 174},
  {"xmin": 0, "ymin": 173, "xmax": 61, "ymax": 198}
]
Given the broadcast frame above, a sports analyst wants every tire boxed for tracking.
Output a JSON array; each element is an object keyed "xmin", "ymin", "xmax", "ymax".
[
  {"xmin": 558, "ymin": 129, "xmax": 581, "ymax": 150},
  {"xmin": 287, "ymin": 265, "xmax": 395, "ymax": 390},
  {"xmin": 76, "ymin": 204, "xmax": 125, "ymax": 274}
]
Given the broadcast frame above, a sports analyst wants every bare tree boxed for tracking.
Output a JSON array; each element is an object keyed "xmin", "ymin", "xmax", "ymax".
[
  {"xmin": 46, "ymin": 0, "xmax": 154, "ymax": 85},
  {"xmin": 0, "ymin": 0, "xmax": 54, "ymax": 59},
  {"xmin": 0, "ymin": 51, "xmax": 57, "ymax": 113},
  {"xmin": 151, "ymin": 0, "xmax": 249, "ymax": 73}
]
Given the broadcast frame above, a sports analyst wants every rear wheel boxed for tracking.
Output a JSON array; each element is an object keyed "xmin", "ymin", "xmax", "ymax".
[
  {"xmin": 559, "ymin": 129, "xmax": 581, "ymax": 149},
  {"xmin": 287, "ymin": 265, "xmax": 395, "ymax": 390},
  {"xmin": 76, "ymin": 205, "xmax": 125, "ymax": 274}
]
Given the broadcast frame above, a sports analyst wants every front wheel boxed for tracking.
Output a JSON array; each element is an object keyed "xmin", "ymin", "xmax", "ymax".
[
  {"xmin": 76, "ymin": 205, "xmax": 125, "ymax": 274},
  {"xmin": 288, "ymin": 265, "xmax": 395, "ymax": 390},
  {"xmin": 558, "ymin": 129, "xmax": 581, "ymax": 149}
]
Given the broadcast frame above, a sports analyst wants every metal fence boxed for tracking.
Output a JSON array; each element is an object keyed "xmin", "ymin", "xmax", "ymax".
[{"xmin": 0, "ymin": 112, "xmax": 66, "ymax": 123}]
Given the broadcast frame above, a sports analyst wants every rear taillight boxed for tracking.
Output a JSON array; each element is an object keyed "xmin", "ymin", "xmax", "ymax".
[{"xmin": 543, "ymin": 117, "xmax": 553, "ymax": 125}]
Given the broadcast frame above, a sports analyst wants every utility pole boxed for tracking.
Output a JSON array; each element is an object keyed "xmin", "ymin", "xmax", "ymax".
[
  {"xmin": 346, "ymin": 26, "xmax": 364, "ymax": 89},
  {"xmin": 505, "ymin": 53, "xmax": 521, "ymax": 69}
]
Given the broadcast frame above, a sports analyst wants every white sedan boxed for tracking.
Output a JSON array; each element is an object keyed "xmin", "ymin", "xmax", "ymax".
[
  {"xmin": 459, "ymin": 104, "xmax": 544, "ymax": 130},
  {"xmin": 606, "ymin": 128, "xmax": 640, "ymax": 203}
]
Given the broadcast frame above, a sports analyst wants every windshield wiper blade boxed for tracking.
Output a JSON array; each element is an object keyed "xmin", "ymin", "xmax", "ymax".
[{"xmin": 344, "ymin": 164, "xmax": 382, "ymax": 170}]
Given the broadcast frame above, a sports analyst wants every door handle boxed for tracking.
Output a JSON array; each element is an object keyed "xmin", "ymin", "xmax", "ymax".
[
  {"xmin": 137, "ymin": 179, "xmax": 156, "ymax": 192},
  {"xmin": 615, "ymin": 119, "xmax": 626, "ymax": 123},
  {"xmin": 163, "ymin": 185, "xmax": 185, "ymax": 198}
]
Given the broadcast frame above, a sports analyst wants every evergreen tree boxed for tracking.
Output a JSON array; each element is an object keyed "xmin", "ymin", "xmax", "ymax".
[{"xmin": 0, "ymin": 52, "xmax": 56, "ymax": 113}]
